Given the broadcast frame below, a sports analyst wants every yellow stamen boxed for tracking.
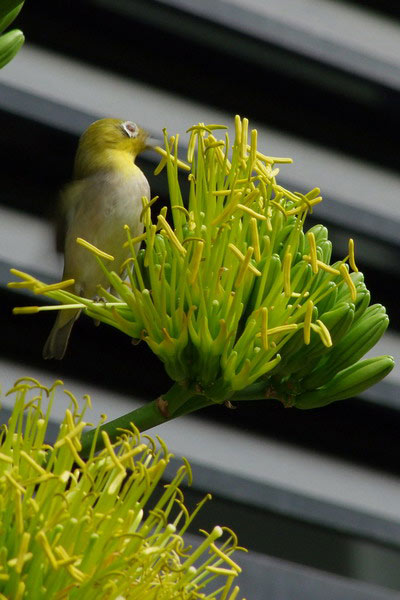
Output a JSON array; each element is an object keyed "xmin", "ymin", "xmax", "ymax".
[
  {"xmin": 101, "ymin": 431, "xmax": 126, "ymax": 474},
  {"xmin": 206, "ymin": 567, "xmax": 238, "ymax": 576},
  {"xmin": 340, "ymin": 263, "xmax": 357, "ymax": 302},
  {"xmin": 270, "ymin": 200, "xmax": 287, "ymax": 217},
  {"xmin": 228, "ymin": 244, "xmax": 261, "ymax": 277},
  {"xmin": 256, "ymin": 323, "xmax": 299, "ymax": 337},
  {"xmin": 33, "ymin": 279, "xmax": 75, "ymax": 294},
  {"xmin": 228, "ymin": 586, "xmax": 241, "ymax": 600},
  {"xmin": 122, "ymin": 232, "xmax": 147, "ymax": 249},
  {"xmin": 188, "ymin": 240, "xmax": 204, "ymax": 285},
  {"xmin": 212, "ymin": 189, "xmax": 232, "ymax": 196},
  {"xmin": 210, "ymin": 543, "xmax": 242, "ymax": 572},
  {"xmin": 182, "ymin": 236, "xmax": 204, "ymax": 245},
  {"xmin": 235, "ymin": 247, "xmax": 254, "ymax": 287},
  {"xmin": 303, "ymin": 299, "xmax": 314, "ymax": 345},
  {"xmin": 140, "ymin": 195, "xmax": 159, "ymax": 222},
  {"xmin": 241, "ymin": 117, "xmax": 249, "ymax": 159},
  {"xmin": 157, "ymin": 215, "xmax": 187, "ymax": 255},
  {"xmin": 316, "ymin": 260, "xmax": 340, "ymax": 275},
  {"xmin": 283, "ymin": 248, "xmax": 292, "ymax": 297},
  {"xmin": 15, "ymin": 582, "xmax": 25, "ymax": 600},
  {"xmin": 205, "ymin": 141, "xmax": 226, "ymax": 151},
  {"xmin": 348, "ymin": 238, "xmax": 359, "ymax": 272},
  {"xmin": 211, "ymin": 193, "xmax": 242, "ymax": 226},
  {"xmin": 0, "ymin": 452, "xmax": 13, "ymax": 463},
  {"xmin": 186, "ymin": 124, "xmax": 213, "ymax": 134},
  {"xmin": 172, "ymin": 205, "xmax": 191, "ymax": 217},
  {"xmin": 36, "ymin": 531, "xmax": 59, "ymax": 570},
  {"xmin": 302, "ymin": 257, "xmax": 340, "ymax": 275},
  {"xmin": 265, "ymin": 324, "xmax": 298, "ymax": 336},
  {"xmin": 286, "ymin": 196, "xmax": 322, "ymax": 215},
  {"xmin": 20, "ymin": 450, "xmax": 48, "ymax": 475},
  {"xmin": 306, "ymin": 232, "xmax": 318, "ymax": 274},
  {"xmin": 236, "ymin": 204, "xmax": 266, "ymax": 220},
  {"xmin": 317, "ymin": 319, "xmax": 332, "ymax": 347},
  {"xmin": 4, "ymin": 472, "xmax": 25, "ymax": 494},
  {"xmin": 76, "ymin": 238, "xmax": 114, "ymax": 261},
  {"xmin": 234, "ymin": 115, "xmax": 242, "ymax": 145},
  {"xmin": 154, "ymin": 155, "xmax": 167, "ymax": 175},
  {"xmin": 256, "ymin": 150, "xmax": 293, "ymax": 164},
  {"xmin": 14, "ymin": 532, "xmax": 31, "ymax": 574},
  {"xmin": 154, "ymin": 146, "xmax": 190, "ymax": 171},
  {"xmin": 250, "ymin": 217, "xmax": 261, "ymax": 262}
]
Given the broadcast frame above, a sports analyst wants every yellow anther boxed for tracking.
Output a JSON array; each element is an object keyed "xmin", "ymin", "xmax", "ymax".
[
  {"xmin": 303, "ymin": 299, "xmax": 314, "ymax": 345},
  {"xmin": 283, "ymin": 248, "xmax": 292, "ymax": 297},
  {"xmin": 157, "ymin": 215, "xmax": 187, "ymax": 255},
  {"xmin": 317, "ymin": 319, "xmax": 333, "ymax": 347},
  {"xmin": 101, "ymin": 431, "xmax": 126, "ymax": 474},
  {"xmin": 306, "ymin": 232, "xmax": 318, "ymax": 274},
  {"xmin": 210, "ymin": 543, "xmax": 242, "ymax": 572},
  {"xmin": 4, "ymin": 472, "xmax": 25, "ymax": 494},
  {"xmin": 316, "ymin": 260, "xmax": 340, "ymax": 275},
  {"xmin": 206, "ymin": 566, "xmax": 238, "ymax": 576},
  {"xmin": 212, "ymin": 189, "xmax": 232, "ymax": 196},
  {"xmin": 256, "ymin": 151, "xmax": 293, "ymax": 164},
  {"xmin": 270, "ymin": 200, "xmax": 287, "ymax": 217},
  {"xmin": 19, "ymin": 450, "xmax": 47, "ymax": 475},
  {"xmin": 211, "ymin": 192, "xmax": 242, "ymax": 226},
  {"xmin": 250, "ymin": 217, "xmax": 261, "ymax": 262},
  {"xmin": 0, "ymin": 452, "xmax": 13, "ymax": 463},
  {"xmin": 34, "ymin": 279, "xmax": 75, "ymax": 294},
  {"xmin": 234, "ymin": 115, "xmax": 242, "ymax": 146},
  {"xmin": 348, "ymin": 238, "xmax": 359, "ymax": 272},
  {"xmin": 140, "ymin": 195, "xmax": 159, "ymax": 223},
  {"xmin": 154, "ymin": 146, "xmax": 191, "ymax": 171},
  {"xmin": 188, "ymin": 240, "xmax": 204, "ymax": 285},
  {"xmin": 340, "ymin": 263, "xmax": 357, "ymax": 302},
  {"xmin": 236, "ymin": 204, "xmax": 266, "ymax": 220},
  {"xmin": 14, "ymin": 532, "xmax": 31, "ymax": 574},
  {"xmin": 286, "ymin": 196, "xmax": 322, "ymax": 215},
  {"xmin": 258, "ymin": 324, "xmax": 298, "ymax": 337},
  {"xmin": 235, "ymin": 247, "xmax": 255, "ymax": 287},
  {"xmin": 228, "ymin": 244, "xmax": 262, "ymax": 277},
  {"xmin": 186, "ymin": 124, "xmax": 214, "ymax": 134},
  {"xmin": 241, "ymin": 117, "xmax": 249, "ymax": 159},
  {"xmin": 36, "ymin": 531, "xmax": 59, "ymax": 570},
  {"xmin": 76, "ymin": 238, "xmax": 114, "ymax": 261}
]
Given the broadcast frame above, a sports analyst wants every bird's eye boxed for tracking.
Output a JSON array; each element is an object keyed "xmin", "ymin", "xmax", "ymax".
[{"xmin": 122, "ymin": 121, "xmax": 139, "ymax": 138}]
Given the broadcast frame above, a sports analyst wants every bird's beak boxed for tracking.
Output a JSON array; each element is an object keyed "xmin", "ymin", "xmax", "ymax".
[{"xmin": 145, "ymin": 136, "xmax": 161, "ymax": 150}]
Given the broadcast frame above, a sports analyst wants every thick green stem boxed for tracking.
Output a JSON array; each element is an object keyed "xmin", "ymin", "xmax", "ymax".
[{"xmin": 80, "ymin": 381, "xmax": 197, "ymax": 458}]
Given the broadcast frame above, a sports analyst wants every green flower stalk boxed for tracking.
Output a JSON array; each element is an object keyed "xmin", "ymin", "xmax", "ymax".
[
  {"xmin": 0, "ymin": 379, "xmax": 246, "ymax": 599},
  {"xmin": 10, "ymin": 117, "xmax": 394, "ymax": 442}
]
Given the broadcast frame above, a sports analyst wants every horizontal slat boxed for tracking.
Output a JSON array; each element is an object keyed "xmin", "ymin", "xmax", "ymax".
[
  {"xmin": 152, "ymin": 0, "xmax": 400, "ymax": 89},
  {"xmin": 1, "ymin": 46, "xmax": 400, "ymax": 243}
]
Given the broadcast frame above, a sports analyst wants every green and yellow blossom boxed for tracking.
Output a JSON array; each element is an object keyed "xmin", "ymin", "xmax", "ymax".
[
  {"xmin": 10, "ymin": 117, "xmax": 394, "ymax": 438},
  {"xmin": 0, "ymin": 379, "xmax": 245, "ymax": 599}
]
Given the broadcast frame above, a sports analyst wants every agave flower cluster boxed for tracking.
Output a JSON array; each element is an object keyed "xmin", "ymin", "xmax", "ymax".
[
  {"xmin": 0, "ymin": 379, "xmax": 245, "ymax": 599},
  {"xmin": 11, "ymin": 117, "xmax": 393, "ymax": 411}
]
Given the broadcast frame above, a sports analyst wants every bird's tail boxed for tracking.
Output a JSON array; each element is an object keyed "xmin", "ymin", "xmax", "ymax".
[{"xmin": 42, "ymin": 308, "xmax": 81, "ymax": 360}]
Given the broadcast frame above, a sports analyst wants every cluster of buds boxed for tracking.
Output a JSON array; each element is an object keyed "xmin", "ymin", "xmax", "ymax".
[
  {"xmin": 0, "ymin": 380, "xmax": 245, "ymax": 599},
  {"xmin": 11, "ymin": 117, "xmax": 393, "ymax": 409}
]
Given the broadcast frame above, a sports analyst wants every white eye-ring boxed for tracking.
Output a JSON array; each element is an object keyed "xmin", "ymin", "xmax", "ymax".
[{"xmin": 122, "ymin": 121, "xmax": 139, "ymax": 138}]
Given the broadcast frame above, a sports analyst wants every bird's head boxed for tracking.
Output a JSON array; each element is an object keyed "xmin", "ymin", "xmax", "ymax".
[{"xmin": 73, "ymin": 118, "xmax": 153, "ymax": 178}]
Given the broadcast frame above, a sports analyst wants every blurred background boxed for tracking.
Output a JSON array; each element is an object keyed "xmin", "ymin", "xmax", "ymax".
[{"xmin": 1, "ymin": 0, "xmax": 399, "ymax": 598}]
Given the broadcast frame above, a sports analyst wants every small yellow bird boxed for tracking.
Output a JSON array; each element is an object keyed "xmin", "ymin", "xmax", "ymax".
[{"xmin": 43, "ymin": 118, "xmax": 151, "ymax": 359}]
